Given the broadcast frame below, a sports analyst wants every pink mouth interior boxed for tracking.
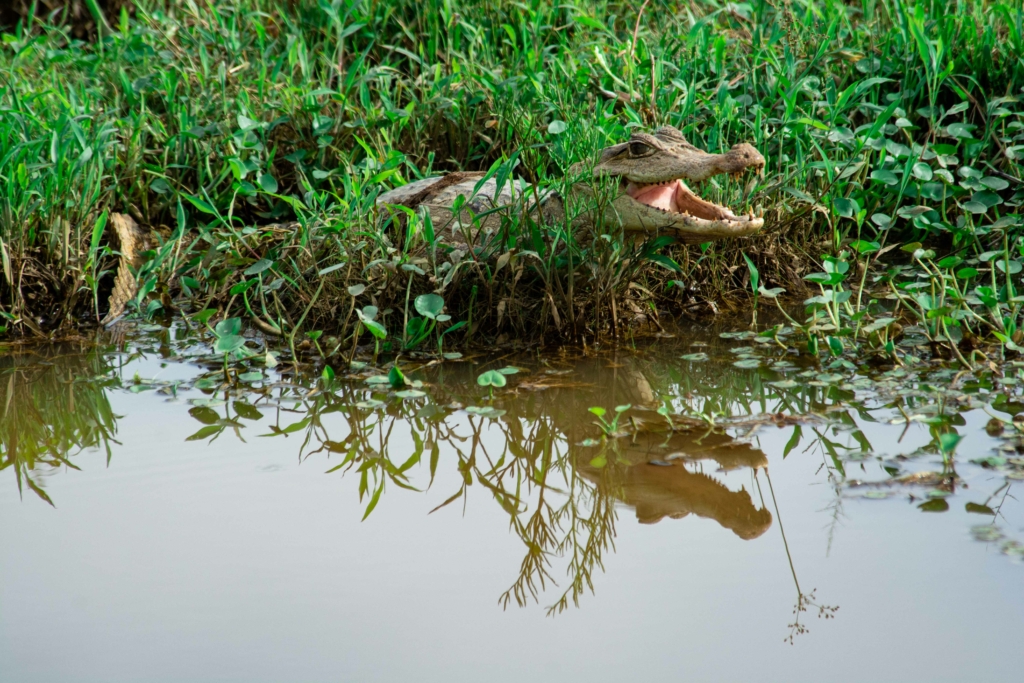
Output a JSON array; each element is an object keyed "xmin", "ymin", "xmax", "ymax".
[{"xmin": 625, "ymin": 180, "xmax": 738, "ymax": 221}]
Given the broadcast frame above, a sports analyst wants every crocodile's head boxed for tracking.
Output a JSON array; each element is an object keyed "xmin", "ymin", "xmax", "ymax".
[{"xmin": 589, "ymin": 125, "xmax": 765, "ymax": 241}]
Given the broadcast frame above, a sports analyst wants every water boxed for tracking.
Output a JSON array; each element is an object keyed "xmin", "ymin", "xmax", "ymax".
[{"xmin": 2, "ymin": 322, "xmax": 1023, "ymax": 682}]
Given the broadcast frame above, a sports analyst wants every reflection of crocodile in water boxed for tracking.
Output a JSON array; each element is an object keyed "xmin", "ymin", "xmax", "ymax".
[
  {"xmin": 577, "ymin": 430, "xmax": 772, "ymax": 539},
  {"xmin": 377, "ymin": 126, "xmax": 765, "ymax": 245},
  {"xmin": 504, "ymin": 353, "xmax": 773, "ymax": 540}
]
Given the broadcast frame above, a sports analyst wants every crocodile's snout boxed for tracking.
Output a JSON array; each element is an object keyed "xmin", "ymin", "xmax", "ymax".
[
  {"xmin": 590, "ymin": 126, "xmax": 767, "ymax": 239},
  {"xmin": 729, "ymin": 143, "xmax": 765, "ymax": 175}
]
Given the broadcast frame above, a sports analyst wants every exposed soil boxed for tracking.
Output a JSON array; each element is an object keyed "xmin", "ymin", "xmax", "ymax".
[{"xmin": 1, "ymin": 1, "xmax": 135, "ymax": 38}]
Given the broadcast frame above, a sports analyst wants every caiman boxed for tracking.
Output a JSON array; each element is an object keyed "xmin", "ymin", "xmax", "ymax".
[
  {"xmin": 98, "ymin": 127, "xmax": 764, "ymax": 327},
  {"xmin": 376, "ymin": 125, "xmax": 766, "ymax": 244}
]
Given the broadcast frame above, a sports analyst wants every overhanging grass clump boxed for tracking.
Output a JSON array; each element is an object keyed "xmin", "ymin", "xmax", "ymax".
[{"xmin": 1, "ymin": 0, "xmax": 1023, "ymax": 350}]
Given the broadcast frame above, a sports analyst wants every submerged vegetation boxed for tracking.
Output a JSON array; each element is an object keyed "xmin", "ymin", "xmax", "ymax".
[{"xmin": 1, "ymin": 1, "xmax": 1023, "ymax": 357}]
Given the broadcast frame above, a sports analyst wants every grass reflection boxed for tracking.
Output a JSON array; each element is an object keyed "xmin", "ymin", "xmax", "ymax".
[
  {"xmin": 0, "ymin": 345, "xmax": 119, "ymax": 505},
  {"xmin": 245, "ymin": 354, "xmax": 783, "ymax": 613},
  {"xmin": 5, "ymin": 325, "xmax": 1024, "ymax": 614}
]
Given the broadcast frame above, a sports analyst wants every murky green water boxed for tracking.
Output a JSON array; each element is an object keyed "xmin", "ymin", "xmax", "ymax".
[{"xmin": 2, "ymin": 321, "xmax": 1023, "ymax": 682}]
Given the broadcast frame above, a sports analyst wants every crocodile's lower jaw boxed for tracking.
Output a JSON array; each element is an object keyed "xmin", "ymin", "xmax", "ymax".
[{"xmin": 615, "ymin": 177, "xmax": 763, "ymax": 239}]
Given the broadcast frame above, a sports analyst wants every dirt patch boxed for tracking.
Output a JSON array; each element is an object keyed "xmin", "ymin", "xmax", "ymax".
[{"xmin": 1, "ymin": 1, "xmax": 136, "ymax": 38}]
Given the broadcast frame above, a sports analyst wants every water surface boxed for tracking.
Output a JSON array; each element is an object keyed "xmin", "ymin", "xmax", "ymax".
[{"xmin": 2, "ymin": 323, "xmax": 1023, "ymax": 682}]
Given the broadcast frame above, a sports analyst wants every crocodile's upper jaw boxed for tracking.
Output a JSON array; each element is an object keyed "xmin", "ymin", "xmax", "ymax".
[{"xmin": 593, "ymin": 126, "xmax": 765, "ymax": 240}]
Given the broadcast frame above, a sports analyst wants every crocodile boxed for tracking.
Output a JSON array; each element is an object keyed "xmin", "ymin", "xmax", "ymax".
[{"xmin": 376, "ymin": 125, "xmax": 765, "ymax": 244}]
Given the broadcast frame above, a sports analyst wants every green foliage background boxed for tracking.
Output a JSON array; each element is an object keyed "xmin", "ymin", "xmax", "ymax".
[{"xmin": 1, "ymin": 0, "xmax": 1023, "ymax": 340}]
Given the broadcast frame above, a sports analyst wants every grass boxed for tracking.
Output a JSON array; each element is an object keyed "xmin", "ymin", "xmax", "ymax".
[{"xmin": 1, "ymin": 0, "xmax": 1023, "ymax": 356}]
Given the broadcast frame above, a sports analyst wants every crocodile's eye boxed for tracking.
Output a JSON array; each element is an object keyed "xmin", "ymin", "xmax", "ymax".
[{"xmin": 628, "ymin": 141, "xmax": 652, "ymax": 157}]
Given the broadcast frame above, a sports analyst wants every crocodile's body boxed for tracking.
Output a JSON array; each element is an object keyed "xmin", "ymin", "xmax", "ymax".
[{"xmin": 377, "ymin": 126, "xmax": 766, "ymax": 245}]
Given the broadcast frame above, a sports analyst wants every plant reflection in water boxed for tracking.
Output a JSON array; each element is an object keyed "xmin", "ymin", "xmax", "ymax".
[
  {"xmin": 0, "ymin": 345, "xmax": 120, "ymax": 505},
  {"xmin": 13, "ymin": 326, "xmax": 1024, "ymax": 635},
  {"xmin": 206, "ymin": 353, "xmax": 824, "ymax": 622}
]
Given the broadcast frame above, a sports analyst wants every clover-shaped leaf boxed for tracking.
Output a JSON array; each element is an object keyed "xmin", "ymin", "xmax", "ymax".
[{"xmin": 477, "ymin": 370, "xmax": 507, "ymax": 388}]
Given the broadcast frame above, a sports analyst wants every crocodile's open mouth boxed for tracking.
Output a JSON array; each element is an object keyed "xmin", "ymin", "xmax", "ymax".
[{"xmin": 622, "ymin": 178, "xmax": 759, "ymax": 223}]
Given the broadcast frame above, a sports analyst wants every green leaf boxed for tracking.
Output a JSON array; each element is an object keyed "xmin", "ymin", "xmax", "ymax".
[
  {"xmin": 850, "ymin": 240, "xmax": 880, "ymax": 255},
  {"xmin": 281, "ymin": 417, "xmax": 312, "ymax": 434},
  {"xmin": 947, "ymin": 122, "xmax": 974, "ymax": 139},
  {"xmin": 641, "ymin": 252, "xmax": 679, "ymax": 273},
  {"xmin": 186, "ymin": 425, "xmax": 223, "ymax": 441},
  {"xmin": 237, "ymin": 114, "xmax": 261, "ymax": 131},
  {"xmin": 547, "ymin": 120, "xmax": 567, "ymax": 135},
  {"xmin": 245, "ymin": 259, "xmax": 273, "ymax": 275},
  {"xmin": 258, "ymin": 173, "xmax": 279, "ymax": 193},
  {"xmin": 911, "ymin": 162, "xmax": 933, "ymax": 181},
  {"xmin": 827, "ymin": 336, "xmax": 844, "ymax": 356},
  {"xmin": 938, "ymin": 432, "xmax": 962, "ymax": 455},
  {"xmin": 230, "ymin": 279, "xmax": 257, "ymax": 296},
  {"xmin": 317, "ymin": 262, "xmax": 344, "ymax": 277},
  {"xmin": 388, "ymin": 365, "xmax": 407, "ymax": 389},
  {"xmin": 183, "ymin": 193, "xmax": 217, "ymax": 215},
  {"xmin": 215, "ymin": 334, "xmax": 245, "ymax": 354},
  {"xmin": 357, "ymin": 308, "xmax": 387, "ymax": 339},
  {"xmin": 981, "ymin": 176, "xmax": 1010, "ymax": 191},
  {"xmin": 215, "ymin": 317, "xmax": 242, "ymax": 337},
  {"xmin": 741, "ymin": 253, "xmax": 759, "ymax": 292},
  {"xmin": 476, "ymin": 370, "xmax": 507, "ymax": 388},
  {"xmin": 90, "ymin": 210, "xmax": 108, "ymax": 255},
  {"xmin": 355, "ymin": 399, "xmax": 385, "ymax": 410},
  {"xmin": 871, "ymin": 214, "xmax": 893, "ymax": 229},
  {"xmin": 918, "ymin": 499, "xmax": 949, "ymax": 512},
  {"xmin": 996, "ymin": 260, "xmax": 1022, "ymax": 275},
  {"xmin": 870, "ymin": 169, "xmax": 899, "ymax": 186},
  {"xmin": 395, "ymin": 390, "xmax": 426, "ymax": 399},
  {"xmin": 497, "ymin": 367, "xmax": 520, "ymax": 375},
  {"xmin": 681, "ymin": 353, "xmax": 708, "ymax": 361},
  {"xmin": 833, "ymin": 197, "xmax": 859, "ymax": 218},
  {"xmin": 193, "ymin": 308, "xmax": 217, "ymax": 324},
  {"xmin": 783, "ymin": 425, "xmax": 802, "ymax": 458},
  {"xmin": 733, "ymin": 358, "xmax": 761, "ymax": 368},
  {"xmin": 189, "ymin": 406, "xmax": 221, "ymax": 425},
  {"xmin": 588, "ymin": 406, "xmax": 606, "ymax": 418},
  {"xmin": 965, "ymin": 502, "xmax": 995, "ymax": 515},
  {"xmin": 362, "ymin": 318, "xmax": 386, "ymax": 339},
  {"xmin": 361, "ymin": 483, "xmax": 384, "ymax": 521},
  {"xmin": 238, "ymin": 371, "xmax": 264, "ymax": 382},
  {"xmin": 973, "ymin": 190, "xmax": 1003, "ymax": 208},
  {"xmin": 233, "ymin": 402, "xmax": 264, "ymax": 421},
  {"xmin": 414, "ymin": 293, "xmax": 445, "ymax": 320}
]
